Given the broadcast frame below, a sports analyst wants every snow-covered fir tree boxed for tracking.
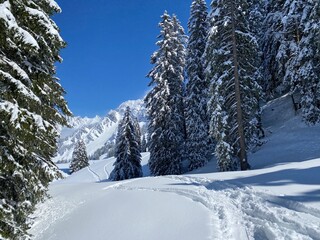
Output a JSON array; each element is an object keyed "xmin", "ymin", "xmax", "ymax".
[
  {"xmin": 110, "ymin": 107, "xmax": 142, "ymax": 181},
  {"xmin": 141, "ymin": 135, "xmax": 147, "ymax": 152},
  {"xmin": 0, "ymin": 1, "xmax": 71, "ymax": 239},
  {"xmin": 262, "ymin": 0, "xmax": 320, "ymax": 124},
  {"xmin": 297, "ymin": 1, "xmax": 320, "ymax": 124},
  {"xmin": 205, "ymin": 0, "xmax": 261, "ymax": 171},
  {"xmin": 185, "ymin": 0, "xmax": 211, "ymax": 171},
  {"xmin": 133, "ymin": 115, "xmax": 142, "ymax": 151},
  {"xmin": 282, "ymin": 0, "xmax": 320, "ymax": 124},
  {"xmin": 261, "ymin": 0, "xmax": 288, "ymax": 98},
  {"xmin": 69, "ymin": 140, "xmax": 89, "ymax": 174},
  {"xmin": 145, "ymin": 11, "xmax": 186, "ymax": 176},
  {"xmin": 248, "ymin": 0, "xmax": 265, "ymax": 91}
]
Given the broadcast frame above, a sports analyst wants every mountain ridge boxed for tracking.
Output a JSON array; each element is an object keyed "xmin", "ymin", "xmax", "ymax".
[{"xmin": 54, "ymin": 99, "xmax": 147, "ymax": 163}]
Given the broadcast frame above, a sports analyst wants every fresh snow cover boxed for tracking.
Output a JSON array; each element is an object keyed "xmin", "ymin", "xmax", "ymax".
[
  {"xmin": 45, "ymin": 0, "xmax": 61, "ymax": 13},
  {"xmin": 0, "ymin": 58, "xmax": 30, "ymax": 82},
  {"xmin": 25, "ymin": 6, "xmax": 63, "ymax": 42},
  {"xmin": 0, "ymin": 101, "xmax": 52, "ymax": 131},
  {"xmin": 0, "ymin": 1, "xmax": 39, "ymax": 49},
  {"xmin": 0, "ymin": 70, "xmax": 41, "ymax": 103},
  {"xmin": 30, "ymin": 95, "xmax": 320, "ymax": 240}
]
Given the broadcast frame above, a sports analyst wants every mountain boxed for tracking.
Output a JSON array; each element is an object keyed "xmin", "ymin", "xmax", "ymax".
[{"xmin": 54, "ymin": 99, "xmax": 147, "ymax": 163}]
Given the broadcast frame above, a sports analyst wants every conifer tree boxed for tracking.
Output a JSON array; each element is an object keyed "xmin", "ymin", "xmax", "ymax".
[
  {"xmin": 205, "ymin": 0, "xmax": 261, "ymax": 171},
  {"xmin": 69, "ymin": 140, "xmax": 89, "ymax": 174},
  {"xmin": 110, "ymin": 107, "xmax": 142, "ymax": 181},
  {"xmin": 185, "ymin": 0, "xmax": 210, "ymax": 171},
  {"xmin": 0, "ymin": 1, "xmax": 70, "ymax": 239},
  {"xmin": 282, "ymin": 0, "xmax": 320, "ymax": 124},
  {"xmin": 263, "ymin": 0, "xmax": 320, "ymax": 124},
  {"xmin": 133, "ymin": 116, "xmax": 142, "ymax": 150},
  {"xmin": 145, "ymin": 12, "xmax": 186, "ymax": 176},
  {"xmin": 261, "ymin": 0, "xmax": 288, "ymax": 98},
  {"xmin": 297, "ymin": 1, "xmax": 320, "ymax": 124},
  {"xmin": 141, "ymin": 135, "xmax": 147, "ymax": 152}
]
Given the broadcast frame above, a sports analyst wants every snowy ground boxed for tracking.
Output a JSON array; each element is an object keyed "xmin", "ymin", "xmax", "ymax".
[{"xmin": 29, "ymin": 95, "xmax": 320, "ymax": 240}]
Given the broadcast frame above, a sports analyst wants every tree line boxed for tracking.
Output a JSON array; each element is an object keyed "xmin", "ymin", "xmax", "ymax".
[{"xmin": 145, "ymin": 0, "xmax": 320, "ymax": 176}]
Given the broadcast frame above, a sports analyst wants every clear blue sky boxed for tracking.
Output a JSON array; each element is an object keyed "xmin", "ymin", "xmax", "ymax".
[{"xmin": 54, "ymin": 0, "xmax": 211, "ymax": 117}]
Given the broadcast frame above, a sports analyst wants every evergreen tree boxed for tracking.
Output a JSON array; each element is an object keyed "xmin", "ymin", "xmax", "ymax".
[
  {"xmin": 0, "ymin": 1, "xmax": 71, "ymax": 239},
  {"xmin": 262, "ymin": 0, "xmax": 320, "ymax": 124},
  {"xmin": 145, "ymin": 12, "xmax": 186, "ymax": 176},
  {"xmin": 185, "ymin": 0, "xmax": 211, "ymax": 171},
  {"xmin": 261, "ymin": 0, "xmax": 288, "ymax": 98},
  {"xmin": 298, "ymin": 1, "xmax": 320, "ymax": 124},
  {"xmin": 69, "ymin": 140, "xmax": 89, "ymax": 174},
  {"xmin": 205, "ymin": 0, "xmax": 261, "ymax": 171},
  {"xmin": 282, "ymin": 0, "xmax": 320, "ymax": 124},
  {"xmin": 141, "ymin": 135, "xmax": 147, "ymax": 152},
  {"xmin": 110, "ymin": 107, "xmax": 142, "ymax": 181},
  {"xmin": 133, "ymin": 115, "xmax": 142, "ymax": 150}
]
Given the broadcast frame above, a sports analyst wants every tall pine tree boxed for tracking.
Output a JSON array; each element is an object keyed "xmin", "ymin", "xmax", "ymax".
[
  {"xmin": 185, "ymin": 0, "xmax": 211, "ymax": 171},
  {"xmin": 69, "ymin": 140, "xmax": 89, "ymax": 174},
  {"xmin": 145, "ymin": 12, "xmax": 186, "ymax": 176},
  {"xmin": 0, "ymin": 1, "xmax": 71, "ymax": 239},
  {"xmin": 205, "ymin": 0, "xmax": 261, "ymax": 171},
  {"xmin": 110, "ymin": 107, "xmax": 142, "ymax": 181}
]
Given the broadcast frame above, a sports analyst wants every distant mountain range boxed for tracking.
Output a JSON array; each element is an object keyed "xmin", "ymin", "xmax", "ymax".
[{"xmin": 54, "ymin": 99, "xmax": 147, "ymax": 163}]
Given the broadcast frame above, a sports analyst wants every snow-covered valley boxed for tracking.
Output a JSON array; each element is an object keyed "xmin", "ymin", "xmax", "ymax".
[{"xmin": 29, "ymin": 95, "xmax": 320, "ymax": 240}]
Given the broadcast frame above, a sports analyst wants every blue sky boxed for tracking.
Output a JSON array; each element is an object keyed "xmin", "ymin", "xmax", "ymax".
[{"xmin": 54, "ymin": 0, "xmax": 210, "ymax": 117}]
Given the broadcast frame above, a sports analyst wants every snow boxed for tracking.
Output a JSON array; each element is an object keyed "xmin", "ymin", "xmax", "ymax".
[
  {"xmin": 0, "ymin": 101, "xmax": 52, "ymax": 130},
  {"xmin": 0, "ymin": 69, "xmax": 40, "ymax": 103},
  {"xmin": 45, "ymin": 0, "xmax": 62, "ymax": 13},
  {"xmin": 25, "ymin": 6, "xmax": 63, "ymax": 42},
  {"xmin": 0, "ymin": 1, "xmax": 39, "ymax": 49},
  {"xmin": 0, "ymin": 67, "xmax": 40, "ymax": 102},
  {"xmin": 0, "ymin": 58, "xmax": 30, "ymax": 82},
  {"xmin": 30, "ymin": 96, "xmax": 320, "ymax": 240}
]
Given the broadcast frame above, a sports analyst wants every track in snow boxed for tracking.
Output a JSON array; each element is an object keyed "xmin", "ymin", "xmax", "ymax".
[
  {"xmin": 103, "ymin": 161, "xmax": 113, "ymax": 179},
  {"xmin": 106, "ymin": 175, "xmax": 320, "ymax": 240},
  {"xmin": 87, "ymin": 166, "xmax": 102, "ymax": 182}
]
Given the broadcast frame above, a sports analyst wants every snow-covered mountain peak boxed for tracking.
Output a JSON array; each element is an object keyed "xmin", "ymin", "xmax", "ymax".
[
  {"xmin": 67, "ymin": 115, "xmax": 102, "ymax": 128},
  {"xmin": 111, "ymin": 99, "xmax": 147, "ymax": 120},
  {"xmin": 54, "ymin": 99, "xmax": 147, "ymax": 163}
]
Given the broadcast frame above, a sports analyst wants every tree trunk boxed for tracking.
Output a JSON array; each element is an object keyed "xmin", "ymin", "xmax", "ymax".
[{"xmin": 230, "ymin": 3, "xmax": 250, "ymax": 170}]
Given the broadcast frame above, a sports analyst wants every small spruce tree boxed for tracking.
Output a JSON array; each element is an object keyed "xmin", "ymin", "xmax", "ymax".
[{"xmin": 70, "ymin": 140, "xmax": 89, "ymax": 174}]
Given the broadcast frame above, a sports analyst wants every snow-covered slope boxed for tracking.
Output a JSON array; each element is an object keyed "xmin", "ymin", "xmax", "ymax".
[
  {"xmin": 54, "ymin": 99, "xmax": 147, "ymax": 163},
  {"xmin": 30, "ymin": 95, "xmax": 320, "ymax": 240}
]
